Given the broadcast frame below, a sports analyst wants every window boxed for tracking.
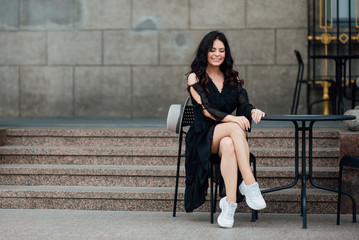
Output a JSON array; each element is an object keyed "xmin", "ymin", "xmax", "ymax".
[{"xmin": 327, "ymin": 0, "xmax": 359, "ymax": 26}]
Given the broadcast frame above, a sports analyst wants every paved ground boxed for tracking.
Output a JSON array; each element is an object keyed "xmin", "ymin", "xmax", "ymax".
[{"xmin": 0, "ymin": 209, "xmax": 357, "ymax": 240}]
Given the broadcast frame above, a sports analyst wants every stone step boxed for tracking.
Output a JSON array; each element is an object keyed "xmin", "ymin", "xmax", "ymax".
[
  {"xmin": 259, "ymin": 188, "xmax": 338, "ymax": 214},
  {"xmin": 248, "ymin": 128, "xmax": 340, "ymax": 149},
  {"xmin": 254, "ymin": 156, "xmax": 339, "ymax": 168},
  {"xmin": 0, "ymin": 126, "xmax": 349, "ymax": 215},
  {"xmin": 4, "ymin": 128, "xmax": 178, "ymax": 147},
  {"xmin": 0, "ymin": 146, "xmax": 178, "ymax": 166},
  {"xmin": 0, "ymin": 146, "xmax": 176, "ymax": 156},
  {"xmin": 250, "ymin": 147, "xmax": 340, "ymax": 167},
  {"xmin": 0, "ymin": 164, "xmax": 179, "ymax": 187},
  {"xmin": 256, "ymin": 167, "xmax": 339, "ymax": 189},
  {"xmin": 0, "ymin": 146, "xmax": 340, "ymax": 168},
  {"xmin": 4, "ymin": 128, "xmax": 340, "ymax": 149},
  {"xmin": 0, "ymin": 185, "xmax": 338, "ymax": 214},
  {"xmin": 0, "ymin": 164, "xmax": 339, "ymax": 190}
]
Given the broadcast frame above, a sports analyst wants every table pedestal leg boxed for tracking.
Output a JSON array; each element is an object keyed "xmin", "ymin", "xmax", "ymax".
[{"xmin": 301, "ymin": 120, "xmax": 307, "ymax": 229}]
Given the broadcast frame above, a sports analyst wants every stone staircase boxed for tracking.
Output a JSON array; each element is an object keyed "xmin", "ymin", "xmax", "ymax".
[{"xmin": 0, "ymin": 126, "xmax": 343, "ymax": 214}]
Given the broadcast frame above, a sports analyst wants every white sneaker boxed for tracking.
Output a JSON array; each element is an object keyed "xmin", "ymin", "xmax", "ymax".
[
  {"xmin": 239, "ymin": 180, "xmax": 266, "ymax": 210},
  {"xmin": 217, "ymin": 196, "xmax": 238, "ymax": 228}
]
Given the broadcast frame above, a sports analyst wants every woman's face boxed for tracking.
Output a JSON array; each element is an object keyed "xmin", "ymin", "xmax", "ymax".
[{"xmin": 207, "ymin": 39, "xmax": 225, "ymax": 67}]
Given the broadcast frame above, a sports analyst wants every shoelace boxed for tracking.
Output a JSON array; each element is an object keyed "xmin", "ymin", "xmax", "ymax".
[
  {"xmin": 227, "ymin": 204, "xmax": 236, "ymax": 217},
  {"xmin": 248, "ymin": 183, "xmax": 261, "ymax": 197},
  {"xmin": 224, "ymin": 202, "xmax": 237, "ymax": 217}
]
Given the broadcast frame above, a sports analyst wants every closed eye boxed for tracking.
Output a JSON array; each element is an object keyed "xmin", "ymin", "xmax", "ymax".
[{"xmin": 209, "ymin": 48, "xmax": 225, "ymax": 52}]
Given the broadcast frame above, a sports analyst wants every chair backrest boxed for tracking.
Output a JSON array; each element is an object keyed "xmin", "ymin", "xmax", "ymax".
[
  {"xmin": 166, "ymin": 97, "xmax": 194, "ymax": 134},
  {"xmin": 166, "ymin": 104, "xmax": 183, "ymax": 133},
  {"xmin": 294, "ymin": 50, "xmax": 304, "ymax": 66},
  {"xmin": 177, "ymin": 97, "xmax": 194, "ymax": 134},
  {"xmin": 291, "ymin": 50, "xmax": 304, "ymax": 115}
]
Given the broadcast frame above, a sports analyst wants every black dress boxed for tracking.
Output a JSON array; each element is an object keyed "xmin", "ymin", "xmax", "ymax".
[{"xmin": 184, "ymin": 77, "xmax": 254, "ymax": 212}]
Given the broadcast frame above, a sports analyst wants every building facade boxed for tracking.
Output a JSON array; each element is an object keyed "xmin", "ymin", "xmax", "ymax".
[{"xmin": 0, "ymin": 0, "xmax": 308, "ymax": 118}]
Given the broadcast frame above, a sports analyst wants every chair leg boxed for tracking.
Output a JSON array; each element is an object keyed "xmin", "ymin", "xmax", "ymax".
[
  {"xmin": 173, "ymin": 134, "xmax": 183, "ymax": 217},
  {"xmin": 250, "ymin": 153, "xmax": 258, "ymax": 222},
  {"xmin": 352, "ymin": 198, "xmax": 357, "ymax": 223},
  {"xmin": 210, "ymin": 163, "xmax": 214, "ymax": 224},
  {"xmin": 337, "ymin": 164, "xmax": 343, "ymax": 225},
  {"xmin": 173, "ymin": 154, "xmax": 181, "ymax": 217},
  {"xmin": 337, "ymin": 159, "xmax": 358, "ymax": 224},
  {"xmin": 251, "ymin": 210, "xmax": 257, "ymax": 222},
  {"xmin": 214, "ymin": 163, "xmax": 219, "ymax": 214}
]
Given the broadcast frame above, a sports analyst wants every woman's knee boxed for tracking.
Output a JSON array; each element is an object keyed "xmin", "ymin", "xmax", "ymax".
[
  {"xmin": 226, "ymin": 123, "xmax": 246, "ymax": 138},
  {"xmin": 219, "ymin": 137, "xmax": 235, "ymax": 155}
]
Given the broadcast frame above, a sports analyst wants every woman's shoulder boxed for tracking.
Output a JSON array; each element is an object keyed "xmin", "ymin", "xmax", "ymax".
[{"xmin": 187, "ymin": 72, "xmax": 199, "ymax": 86}]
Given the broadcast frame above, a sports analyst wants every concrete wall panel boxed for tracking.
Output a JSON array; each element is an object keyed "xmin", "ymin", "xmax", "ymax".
[
  {"xmin": 276, "ymin": 29, "xmax": 308, "ymax": 65},
  {"xmin": 20, "ymin": 67, "xmax": 73, "ymax": 117},
  {"xmin": 80, "ymin": 0, "xmax": 131, "ymax": 29},
  {"xmin": 48, "ymin": 31, "xmax": 101, "ymax": 65},
  {"xmin": 74, "ymin": 67, "xmax": 131, "ymax": 117},
  {"xmin": 133, "ymin": 0, "xmax": 188, "ymax": 29},
  {"xmin": 236, "ymin": 66, "xmax": 246, "ymax": 81},
  {"xmin": 132, "ymin": 66, "xmax": 188, "ymax": 118},
  {"xmin": 0, "ymin": 0, "xmax": 19, "ymax": 30},
  {"xmin": 247, "ymin": 0, "xmax": 307, "ymax": 28},
  {"xmin": 225, "ymin": 30, "xmax": 275, "ymax": 65},
  {"xmin": 190, "ymin": 0, "xmax": 246, "ymax": 29},
  {"xmin": 247, "ymin": 66, "xmax": 297, "ymax": 115},
  {"xmin": 20, "ymin": 0, "xmax": 76, "ymax": 29},
  {"xmin": 0, "ymin": 67, "xmax": 19, "ymax": 117},
  {"xmin": 104, "ymin": 31, "xmax": 158, "ymax": 65},
  {"xmin": 0, "ymin": 32, "xmax": 46, "ymax": 65},
  {"xmin": 159, "ymin": 30, "xmax": 208, "ymax": 65}
]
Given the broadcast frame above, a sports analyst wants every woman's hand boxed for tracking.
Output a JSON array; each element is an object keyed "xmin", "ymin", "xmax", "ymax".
[
  {"xmin": 225, "ymin": 115, "xmax": 251, "ymax": 131},
  {"xmin": 251, "ymin": 109, "xmax": 265, "ymax": 124}
]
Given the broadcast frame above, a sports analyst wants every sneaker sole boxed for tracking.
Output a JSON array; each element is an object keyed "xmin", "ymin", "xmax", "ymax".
[
  {"xmin": 217, "ymin": 213, "xmax": 234, "ymax": 228},
  {"xmin": 217, "ymin": 218, "xmax": 233, "ymax": 228}
]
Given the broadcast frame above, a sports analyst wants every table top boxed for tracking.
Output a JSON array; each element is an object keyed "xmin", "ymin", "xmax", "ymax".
[
  {"xmin": 262, "ymin": 115, "xmax": 356, "ymax": 122},
  {"xmin": 310, "ymin": 55, "xmax": 359, "ymax": 59}
]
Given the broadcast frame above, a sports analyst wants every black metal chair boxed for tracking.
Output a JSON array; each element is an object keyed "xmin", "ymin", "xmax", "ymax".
[
  {"xmin": 337, "ymin": 155, "xmax": 358, "ymax": 225},
  {"xmin": 291, "ymin": 50, "xmax": 334, "ymax": 114},
  {"xmin": 169, "ymin": 97, "xmax": 257, "ymax": 223}
]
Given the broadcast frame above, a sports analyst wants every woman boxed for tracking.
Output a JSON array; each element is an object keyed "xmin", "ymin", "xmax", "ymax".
[{"xmin": 185, "ymin": 31, "xmax": 266, "ymax": 228}]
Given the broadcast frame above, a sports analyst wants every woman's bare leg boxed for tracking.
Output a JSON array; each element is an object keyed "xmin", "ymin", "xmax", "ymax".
[
  {"xmin": 213, "ymin": 122, "xmax": 267, "ymax": 212},
  {"xmin": 217, "ymin": 137, "xmax": 237, "ymax": 203},
  {"xmin": 211, "ymin": 123, "xmax": 255, "ymax": 186}
]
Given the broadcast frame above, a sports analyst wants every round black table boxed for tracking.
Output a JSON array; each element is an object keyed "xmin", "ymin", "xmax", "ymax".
[
  {"xmin": 260, "ymin": 114, "xmax": 356, "ymax": 229},
  {"xmin": 310, "ymin": 55, "xmax": 359, "ymax": 114}
]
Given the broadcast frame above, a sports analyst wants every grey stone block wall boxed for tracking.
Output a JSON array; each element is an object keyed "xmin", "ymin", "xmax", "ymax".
[{"xmin": 0, "ymin": 0, "xmax": 308, "ymax": 118}]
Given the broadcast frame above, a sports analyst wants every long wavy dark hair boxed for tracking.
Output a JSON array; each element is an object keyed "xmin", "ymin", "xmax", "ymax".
[{"xmin": 188, "ymin": 31, "xmax": 243, "ymax": 90}]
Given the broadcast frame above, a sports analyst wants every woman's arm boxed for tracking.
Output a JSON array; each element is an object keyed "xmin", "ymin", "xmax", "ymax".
[
  {"xmin": 188, "ymin": 73, "xmax": 229, "ymax": 122},
  {"xmin": 236, "ymin": 80, "xmax": 265, "ymax": 124},
  {"xmin": 187, "ymin": 73, "xmax": 219, "ymax": 121}
]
